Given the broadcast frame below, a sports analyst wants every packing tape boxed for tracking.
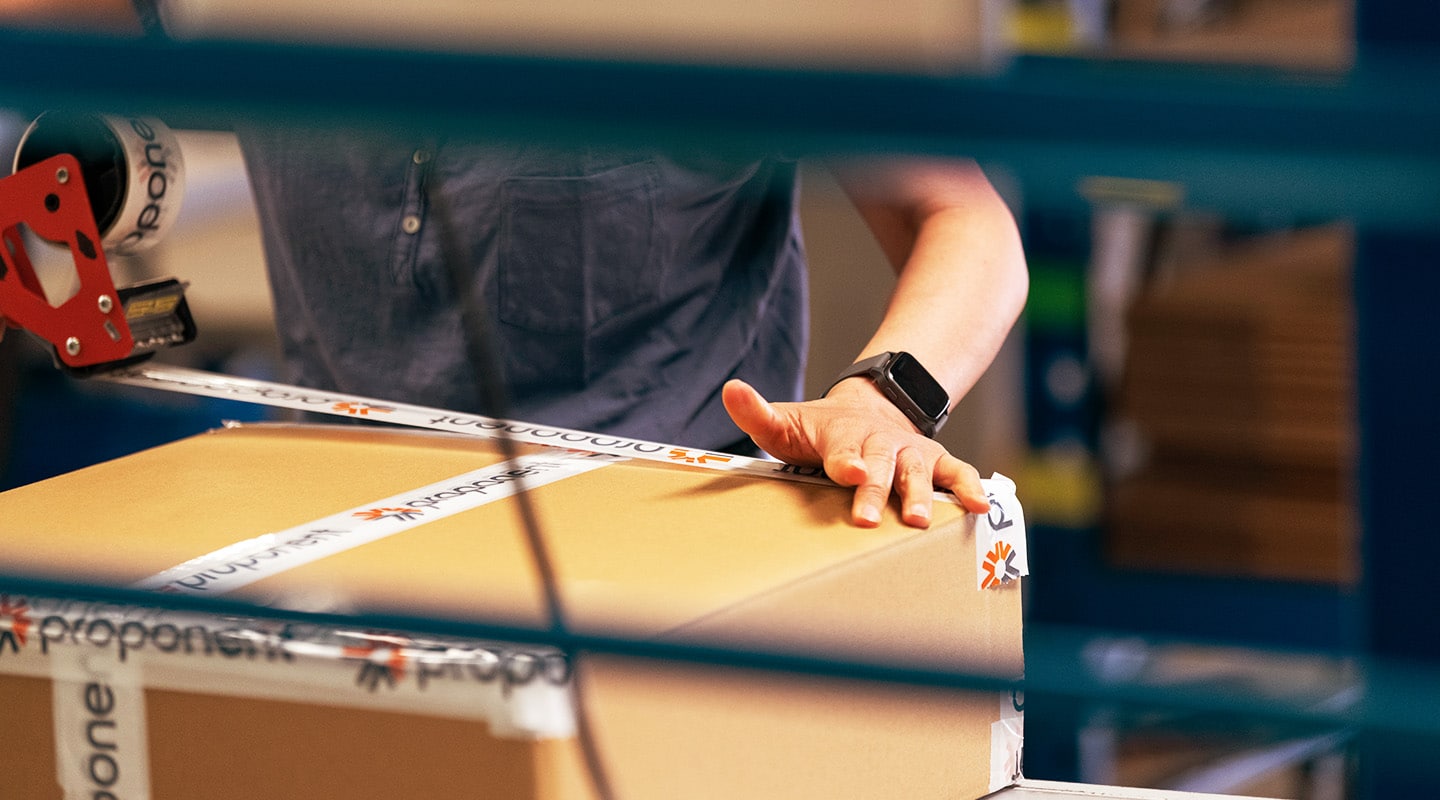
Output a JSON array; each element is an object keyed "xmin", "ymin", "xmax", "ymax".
[
  {"xmin": 0, "ymin": 594, "xmax": 578, "ymax": 742},
  {"xmin": 976, "ymin": 473, "xmax": 1029, "ymax": 592},
  {"xmin": 104, "ymin": 364, "xmax": 1007, "ymax": 505},
  {"xmin": 105, "ymin": 364, "xmax": 840, "ymax": 487},
  {"xmin": 989, "ymin": 689, "xmax": 1025, "ymax": 792},
  {"xmin": 135, "ymin": 448, "xmax": 618, "ymax": 596},
  {"xmin": 49, "ymin": 647, "xmax": 152, "ymax": 800}
]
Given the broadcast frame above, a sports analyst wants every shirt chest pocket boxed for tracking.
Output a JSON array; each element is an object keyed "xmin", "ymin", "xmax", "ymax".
[{"xmin": 498, "ymin": 161, "xmax": 662, "ymax": 336}]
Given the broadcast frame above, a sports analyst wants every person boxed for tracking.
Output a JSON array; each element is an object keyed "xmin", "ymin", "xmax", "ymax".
[{"xmin": 4, "ymin": 4, "xmax": 1030, "ymax": 529}]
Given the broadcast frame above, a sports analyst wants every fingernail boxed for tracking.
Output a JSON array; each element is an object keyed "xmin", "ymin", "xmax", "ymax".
[
  {"xmin": 859, "ymin": 505, "xmax": 881, "ymax": 526},
  {"xmin": 907, "ymin": 504, "xmax": 930, "ymax": 524}
]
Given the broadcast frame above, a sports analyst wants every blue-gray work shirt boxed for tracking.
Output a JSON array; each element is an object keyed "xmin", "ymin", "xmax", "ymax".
[{"xmin": 240, "ymin": 129, "xmax": 810, "ymax": 450}]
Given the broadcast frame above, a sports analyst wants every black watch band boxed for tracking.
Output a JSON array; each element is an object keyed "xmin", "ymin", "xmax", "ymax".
[{"xmin": 826, "ymin": 351, "xmax": 951, "ymax": 438}]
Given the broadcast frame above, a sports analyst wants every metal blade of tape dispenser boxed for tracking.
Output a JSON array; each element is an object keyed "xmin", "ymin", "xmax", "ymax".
[{"xmin": 61, "ymin": 277, "xmax": 197, "ymax": 377}]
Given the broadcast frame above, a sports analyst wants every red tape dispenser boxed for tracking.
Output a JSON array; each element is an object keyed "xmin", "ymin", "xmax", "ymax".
[{"xmin": 0, "ymin": 114, "xmax": 195, "ymax": 376}]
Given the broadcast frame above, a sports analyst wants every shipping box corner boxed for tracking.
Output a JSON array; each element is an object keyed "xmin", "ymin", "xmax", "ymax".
[{"xmin": 0, "ymin": 423, "xmax": 1024, "ymax": 799}]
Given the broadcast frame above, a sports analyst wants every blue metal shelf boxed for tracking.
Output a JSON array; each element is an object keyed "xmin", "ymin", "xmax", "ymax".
[{"xmin": 0, "ymin": 29, "xmax": 1436, "ymax": 227}]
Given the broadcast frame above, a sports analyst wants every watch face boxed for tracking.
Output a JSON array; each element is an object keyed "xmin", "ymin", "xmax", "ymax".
[{"xmin": 889, "ymin": 352, "xmax": 949, "ymax": 419}]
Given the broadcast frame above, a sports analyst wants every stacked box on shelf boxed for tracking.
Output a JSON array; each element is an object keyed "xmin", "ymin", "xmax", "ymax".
[{"xmin": 1105, "ymin": 225, "xmax": 1356, "ymax": 584}]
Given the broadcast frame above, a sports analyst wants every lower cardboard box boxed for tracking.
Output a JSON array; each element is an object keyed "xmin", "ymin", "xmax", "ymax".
[{"xmin": 0, "ymin": 423, "xmax": 1025, "ymax": 799}]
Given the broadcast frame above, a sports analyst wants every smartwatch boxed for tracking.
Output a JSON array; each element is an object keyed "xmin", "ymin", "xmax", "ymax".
[{"xmin": 827, "ymin": 351, "xmax": 951, "ymax": 437}]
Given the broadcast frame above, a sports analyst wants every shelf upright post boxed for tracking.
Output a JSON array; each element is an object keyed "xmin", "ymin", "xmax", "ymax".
[{"xmin": 1353, "ymin": 3, "xmax": 1440, "ymax": 795}]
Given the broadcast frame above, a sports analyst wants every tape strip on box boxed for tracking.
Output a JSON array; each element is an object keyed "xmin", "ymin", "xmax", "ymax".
[
  {"xmin": 989, "ymin": 689, "xmax": 1025, "ymax": 792},
  {"xmin": 50, "ymin": 647, "xmax": 152, "ymax": 800},
  {"xmin": 105, "ymin": 364, "xmax": 979, "ymax": 505},
  {"xmin": 107, "ymin": 364, "xmax": 838, "ymax": 484},
  {"xmin": 0, "ymin": 593, "xmax": 578, "ymax": 738},
  {"xmin": 136, "ymin": 449, "xmax": 618, "ymax": 596},
  {"xmin": 977, "ymin": 472, "xmax": 1029, "ymax": 591},
  {"xmin": 0, "ymin": 593, "xmax": 577, "ymax": 800}
]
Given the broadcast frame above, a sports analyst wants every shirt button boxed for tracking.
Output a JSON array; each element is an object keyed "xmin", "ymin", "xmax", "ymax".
[
  {"xmin": 401, "ymin": 215, "xmax": 422, "ymax": 234},
  {"xmin": 412, "ymin": 149, "xmax": 431, "ymax": 165}
]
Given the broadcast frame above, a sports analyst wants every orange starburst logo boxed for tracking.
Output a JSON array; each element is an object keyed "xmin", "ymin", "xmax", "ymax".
[
  {"xmin": 981, "ymin": 541, "xmax": 1019, "ymax": 590},
  {"xmin": 343, "ymin": 638, "xmax": 410, "ymax": 691},
  {"xmin": 353, "ymin": 507, "xmax": 425, "ymax": 522},
  {"xmin": 0, "ymin": 595, "xmax": 33, "ymax": 653},
  {"xmin": 668, "ymin": 448, "xmax": 732, "ymax": 465},
  {"xmin": 333, "ymin": 402, "xmax": 395, "ymax": 416}
]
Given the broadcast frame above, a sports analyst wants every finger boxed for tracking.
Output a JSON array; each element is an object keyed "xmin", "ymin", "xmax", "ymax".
[
  {"xmin": 850, "ymin": 442, "xmax": 898, "ymax": 528},
  {"xmin": 934, "ymin": 454, "xmax": 989, "ymax": 514},
  {"xmin": 894, "ymin": 446, "xmax": 935, "ymax": 528},
  {"xmin": 822, "ymin": 442, "xmax": 868, "ymax": 489}
]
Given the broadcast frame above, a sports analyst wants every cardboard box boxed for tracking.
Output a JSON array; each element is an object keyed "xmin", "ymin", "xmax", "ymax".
[
  {"xmin": 1106, "ymin": 225, "xmax": 1356, "ymax": 584},
  {"xmin": 0, "ymin": 423, "xmax": 1024, "ymax": 799}
]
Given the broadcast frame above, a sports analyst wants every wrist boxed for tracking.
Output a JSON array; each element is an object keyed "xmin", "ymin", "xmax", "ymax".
[
  {"xmin": 825, "ymin": 351, "xmax": 951, "ymax": 438},
  {"xmin": 826, "ymin": 376, "xmax": 918, "ymax": 431}
]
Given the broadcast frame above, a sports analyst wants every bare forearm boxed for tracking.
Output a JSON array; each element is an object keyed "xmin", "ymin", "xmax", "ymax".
[
  {"xmin": 725, "ymin": 156, "xmax": 1027, "ymax": 525},
  {"xmin": 837, "ymin": 158, "xmax": 1029, "ymax": 403}
]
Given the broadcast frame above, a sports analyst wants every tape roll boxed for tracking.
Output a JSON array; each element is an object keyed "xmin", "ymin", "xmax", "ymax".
[{"xmin": 13, "ymin": 112, "xmax": 186, "ymax": 254}]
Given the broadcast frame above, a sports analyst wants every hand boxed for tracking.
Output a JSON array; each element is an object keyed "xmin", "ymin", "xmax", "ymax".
[{"xmin": 722, "ymin": 378, "xmax": 990, "ymax": 528}]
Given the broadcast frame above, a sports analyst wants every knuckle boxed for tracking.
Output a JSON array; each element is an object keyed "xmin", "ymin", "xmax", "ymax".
[
  {"xmin": 900, "ymin": 456, "xmax": 930, "ymax": 482},
  {"xmin": 854, "ymin": 486, "xmax": 890, "ymax": 508},
  {"xmin": 938, "ymin": 452, "xmax": 979, "ymax": 479}
]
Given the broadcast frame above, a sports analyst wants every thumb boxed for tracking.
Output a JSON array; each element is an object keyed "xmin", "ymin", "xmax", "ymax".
[
  {"xmin": 721, "ymin": 379, "xmax": 778, "ymax": 439},
  {"xmin": 722, "ymin": 379, "xmax": 816, "ymax": 465}
]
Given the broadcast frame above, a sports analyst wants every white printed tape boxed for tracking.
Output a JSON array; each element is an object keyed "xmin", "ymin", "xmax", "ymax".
[
  {"xmin": 106, "ymin": 364, "xmax": 844, "ymax": 487},
  {"xmin": 0, "ymin": 594, "xmax": 577, "ymax": 740},
  {"xmin": 977, "ymin": 473, "xmax": 1028, "ymax": 591},
  {"xmin": 135, "ymin": 449, "xmax": 617, "ymax": 596},
  {"xmin": 50, "ymin": 648, "xmax": 152, "ymax": 800},
  {"xmin": 104, "ymin": 365, "xmax": 1017, "ymax": 508},
  {"xmin": 989, "ymin": 689, "xmax": 1025, "ymax": 791}
]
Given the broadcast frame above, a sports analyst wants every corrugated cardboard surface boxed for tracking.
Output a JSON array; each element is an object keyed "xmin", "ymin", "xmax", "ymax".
[
  {"xmin": 144, "ymin": 690, "xmax": 557, "ymax": 797},
  {"xmin": 584, "ymin": 655, "xmax": 1013, "ymax": 800},
  {"xmin": 1107, "ymin": 225, "xmax": 1355, "ymax": 584},
  {"xmin": 2, "ymin": 674, "xmax": 61, "ymax": 797},
  {"xmin": 0, "ymin": 423, "xmax": 1022, "ymax": 799}
]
